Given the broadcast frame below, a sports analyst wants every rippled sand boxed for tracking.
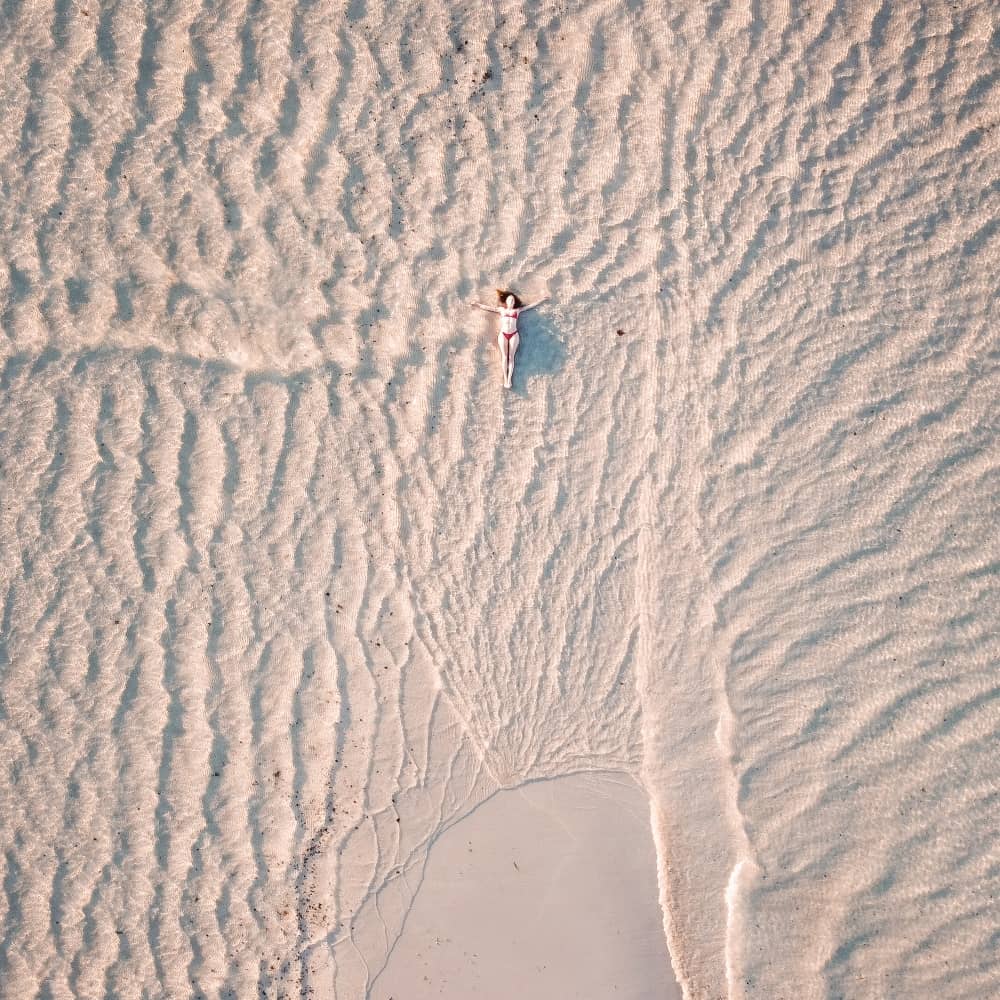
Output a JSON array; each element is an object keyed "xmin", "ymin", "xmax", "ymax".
[{"xmin": 0, "ymin": 1, "xmax": 997, "ymax": 997}]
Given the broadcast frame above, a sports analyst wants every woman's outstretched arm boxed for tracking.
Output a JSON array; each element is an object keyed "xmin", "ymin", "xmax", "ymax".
[
  {"xmin": 518, "ymin": 296, "xmax": 548, "ymax": 312},
  {"xmin": 470, "ymin": 301, "xmax": 500, "ymax": 313}
]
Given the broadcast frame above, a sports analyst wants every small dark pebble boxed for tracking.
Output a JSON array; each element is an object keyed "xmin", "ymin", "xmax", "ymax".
[{"xmin": 616, "ymin": 329, "xmax": 626, "ymax": 337}]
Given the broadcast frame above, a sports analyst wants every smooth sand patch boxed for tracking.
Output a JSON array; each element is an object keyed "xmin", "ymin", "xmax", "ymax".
[{"xmin": 372, "ymin": 771, "xmax": 680, "ymax": 999}]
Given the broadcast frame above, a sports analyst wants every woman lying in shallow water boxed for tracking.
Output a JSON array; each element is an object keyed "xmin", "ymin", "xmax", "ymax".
[{"xmin": 470, "ymin": 290, "xmax": 547, "ymax": 389}]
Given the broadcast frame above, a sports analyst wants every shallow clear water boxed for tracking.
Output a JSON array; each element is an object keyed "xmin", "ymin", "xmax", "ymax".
[{"xmin": 1, "ymin": 1, "xmax": 997, "ymax": 997}]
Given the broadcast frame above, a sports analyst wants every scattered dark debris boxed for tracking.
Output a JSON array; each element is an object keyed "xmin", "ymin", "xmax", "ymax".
[{"xmin": 616, "ymin": 329, "xmax": 626, "ymax": 337}]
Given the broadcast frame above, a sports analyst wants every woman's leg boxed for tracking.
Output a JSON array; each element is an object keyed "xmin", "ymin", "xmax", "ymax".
[
  {"xmin": 497, "ymin": 334, "xmax": 508, "ymax": 385},
  {"xmin": 506, "ymin": 334, "xmax": 519, "ymax": 388}
]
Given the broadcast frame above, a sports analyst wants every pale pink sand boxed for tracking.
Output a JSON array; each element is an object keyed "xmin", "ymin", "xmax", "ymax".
[
  {"xmin": 373, "ymin": 772, "xmax": 680, "ymax": 999},
  {"xmin": 0, "ymin": 0, "xmax": 996, "ymax": 996}
]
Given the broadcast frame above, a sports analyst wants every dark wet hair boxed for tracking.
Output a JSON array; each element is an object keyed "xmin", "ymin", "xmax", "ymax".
[{"xmin": 495, "ymin": 289, "xmax": 523, "ymax": 308}]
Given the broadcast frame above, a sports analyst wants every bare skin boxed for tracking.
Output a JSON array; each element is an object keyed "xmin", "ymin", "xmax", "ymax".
[{"xmin": 470, "ymin": 294, "xmax": 547, "ymax": 388}]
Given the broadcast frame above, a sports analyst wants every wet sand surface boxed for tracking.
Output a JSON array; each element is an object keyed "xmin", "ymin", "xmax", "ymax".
[{"xmin": 373, "ymin": 772, "xmax": 680, "ymax": 999}]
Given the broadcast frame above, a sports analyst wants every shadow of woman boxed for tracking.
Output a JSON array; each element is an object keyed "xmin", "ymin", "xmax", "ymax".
[{"xmin": 509, "ymin": 312, "xmax": 566, "ymax": 396}]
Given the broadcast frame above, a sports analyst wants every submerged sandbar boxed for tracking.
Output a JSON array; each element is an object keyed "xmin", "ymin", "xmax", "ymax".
[{"xmin": 373, "ymin": 771, "xmax": 681, "ymax": 999}]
